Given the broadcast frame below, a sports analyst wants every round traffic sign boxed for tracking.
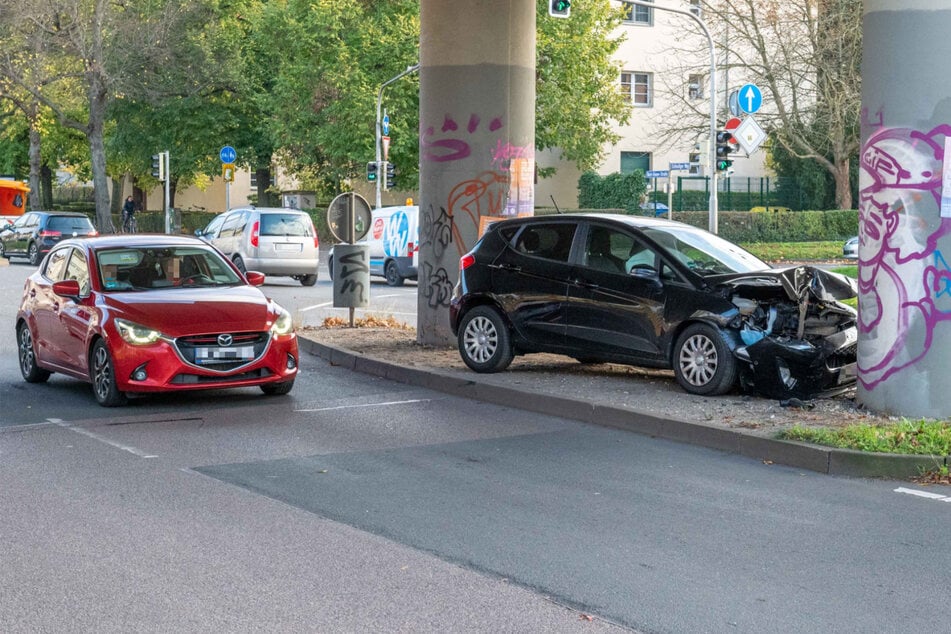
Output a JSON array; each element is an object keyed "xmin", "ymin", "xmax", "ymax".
[
  {"xmin": 327, "ymin": 192, "xmax": 372, "ymax": 243},
  {"xmin": 219, "ymin": 145, "xmax": 237, "ymax": 163},
  {"xmin": 738, "ymin": 84, "xmax": 763, "ymax": 115},
  {"xmin": 725, "ymin": 117, "xmax": 742, "ymax": 131}
]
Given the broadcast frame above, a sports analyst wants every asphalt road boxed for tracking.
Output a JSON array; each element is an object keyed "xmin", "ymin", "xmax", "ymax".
[{"xmin": 1, "ymin": 257, "xmax": 949, "ymax": 633}]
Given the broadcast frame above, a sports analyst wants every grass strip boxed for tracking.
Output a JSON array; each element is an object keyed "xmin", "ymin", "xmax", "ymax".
[{"xmin": 779, "ymin": 420, "xmax": 951, "ymax": 456}]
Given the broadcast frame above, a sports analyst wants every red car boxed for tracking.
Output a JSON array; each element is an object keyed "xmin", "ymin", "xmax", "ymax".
[{"xmin": 15, "ymin": 234, "xmax": 299, "ymax": 406}]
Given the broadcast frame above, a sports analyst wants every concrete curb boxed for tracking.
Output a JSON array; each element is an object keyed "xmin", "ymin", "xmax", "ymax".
[{"xmin": 300, "ymin": 337, "xmax": 947, "ymax": 479}]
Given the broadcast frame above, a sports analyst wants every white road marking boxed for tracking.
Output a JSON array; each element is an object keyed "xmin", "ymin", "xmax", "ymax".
[
  {"xmin": 50, "ymin": 418, "xmax": 157, "ymax": 459},
  {"xmin": 295, "ymin": 398, "xmax": 431, "ymax": 413},
  {"xmin": 894, "ymin": 487, "xmax": 951, "ymax": 502}
]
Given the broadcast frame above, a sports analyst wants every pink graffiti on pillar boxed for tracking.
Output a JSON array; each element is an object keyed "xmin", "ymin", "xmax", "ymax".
[
  {"xmin": 421, "ymin": 114, "xmax": 504, "ymax": 162},
  {"xmin": 857, "ymin": 122, "xmax": 951, "ymax": 389}
]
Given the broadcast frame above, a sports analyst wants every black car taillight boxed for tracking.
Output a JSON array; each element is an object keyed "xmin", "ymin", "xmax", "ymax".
[{"xmin": 460, "ymin": 253, "xmax": 475, "ymax": 271}]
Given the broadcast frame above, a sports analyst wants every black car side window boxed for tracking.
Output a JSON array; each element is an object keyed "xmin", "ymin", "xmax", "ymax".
[{"xmin": 513, "ymin": 224, "xmax": 576, "ymax": 262}]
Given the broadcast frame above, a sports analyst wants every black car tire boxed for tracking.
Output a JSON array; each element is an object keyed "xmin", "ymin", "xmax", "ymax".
[
  {"xmin": 91, "ymin": 340, "xmax": 127, "ymax": 407},
  {"xmin": 0, "ymin": 240, "xmax": 6, "ymax": 258},
  {"xmin": 300, "ymin": 274, "xmax": 318, "ymax": 287},
  {"xmin": 17, "ymin": 323, "xmax": 51, "ymax": 383},
  {"xmin": 458, "ymin": 305, "xmax": 514, "ymax": 373},
  {"xmin": 28, "ymin": 242, "xmax": 40, "ymax": 266},
  {"xmin": 261, "ymin": 379, "xmax": 295, "ymax": 395},
  {"xmin": 233, "ymin": 255, "xmax": 247, "ymax": 274},
  {"xmin": 672, "ymin": 323, "xmax": 737, "ymax": 396},
  {"xmin": 384, "ymin": 260, "xmax": 405, "ymax": 287}
]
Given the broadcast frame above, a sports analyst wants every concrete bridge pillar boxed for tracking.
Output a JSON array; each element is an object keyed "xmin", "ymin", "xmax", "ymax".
[
  {"xmin": 417, "ymin": 0, "xmax": 536, "ymax": 345},
  {"xmin": 858, "ymin": 0, "xmax": 951, "ymax": 415}
]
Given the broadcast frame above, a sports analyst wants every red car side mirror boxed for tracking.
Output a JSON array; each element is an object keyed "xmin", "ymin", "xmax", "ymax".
[
  {"xmin": 52, "ymin": 279, "xmax": 82, "ymax": 297},
  {"xmin": 245, "ymin": 271, "xmax": 265, "ymax": 286}
]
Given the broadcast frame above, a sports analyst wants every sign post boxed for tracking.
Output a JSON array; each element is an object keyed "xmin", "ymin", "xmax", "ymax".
[
  {"xmin": 328, "ymin": 192, "xmax": 372, "ymax": 326},
  {"xmin": 220, "ymin": 145, "xmax": 236, "ymax": 212}
]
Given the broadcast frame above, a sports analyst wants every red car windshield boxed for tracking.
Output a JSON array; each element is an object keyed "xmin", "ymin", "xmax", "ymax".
[{"xmin": 96, "ymin": 246, "xmax": 243, "ymax": 291}]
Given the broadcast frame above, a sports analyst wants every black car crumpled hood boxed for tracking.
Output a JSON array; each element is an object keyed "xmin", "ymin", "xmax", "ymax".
[
  {"xmin": 711, "ymin": 265, "xmax": 857, "ymax": 304},
  {"xmin": 706, "ymin": 266, "xmax": 858, "ymax": 399}
]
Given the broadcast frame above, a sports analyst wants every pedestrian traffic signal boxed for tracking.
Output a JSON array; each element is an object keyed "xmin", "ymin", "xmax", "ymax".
[
  {"xmin": 151, "ymin": 154, "xmax": 164, "ymax": 180},
  {"xmin": 549, "ymin": 0, "xmax": 570, "ymax": 18},
  {"xmin": 367, "ymin": 161, "xmax": 379, "ymax": 182},
  {"xmin": 715, "ymin": 131, "xmax": 734, "ymax": 172},
  {"xmin": 384, "ymin": 161, "xmax": 396, "ymax": 191}
]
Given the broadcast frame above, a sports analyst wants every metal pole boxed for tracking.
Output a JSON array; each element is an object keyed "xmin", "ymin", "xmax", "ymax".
[
  {"xmin": 621, "ymin": 1, "xmax": 718, "ymax": 233},
  {"xmin": 348, "ymin": 192, "xmax": 356, "ymax": 327},
  {"xmin": 376, "ymin": 64, "xmax": 420, "ymax": 209},
  {"xmin": 164, "ymin": 151, "xmax": 171, "ymax": 234}
]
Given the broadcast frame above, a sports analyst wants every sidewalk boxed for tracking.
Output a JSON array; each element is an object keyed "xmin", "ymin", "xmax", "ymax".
[{"xmin": 299, "ymin": 330, "xmax": 944, "ymax": 480}]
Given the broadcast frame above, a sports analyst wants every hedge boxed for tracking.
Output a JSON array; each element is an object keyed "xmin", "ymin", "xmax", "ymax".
[{"xmin": 79, "ymin": 206, "xmax": 857, "ymax": 246}]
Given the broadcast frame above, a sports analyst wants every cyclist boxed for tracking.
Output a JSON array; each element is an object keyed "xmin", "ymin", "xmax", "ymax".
[{"xmin": 121, "ymin": 196, "xmax": 137, "ymax": 233}]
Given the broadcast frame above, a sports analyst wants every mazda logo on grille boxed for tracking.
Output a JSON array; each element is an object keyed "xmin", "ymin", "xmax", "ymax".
[{"xmin": 217, "ymin": 334, "xmax": 234, "ymax": 346}]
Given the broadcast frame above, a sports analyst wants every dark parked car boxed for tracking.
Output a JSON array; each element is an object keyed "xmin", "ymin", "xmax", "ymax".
[
  {"xmin": 0, "ymin": 211, "xmax": 99, "ymax": 265},
  {"xmin": 449, "ymin": 214, "xmax": 858, "ymax": 399},
  {"xmin": 15, "ymin": 234, "xmax": 298, "ymax": 406}
]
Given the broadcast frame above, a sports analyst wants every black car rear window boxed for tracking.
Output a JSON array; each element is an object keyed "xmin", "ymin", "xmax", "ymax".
[
  {"xmin": 512, "ymin": 223, "xmax": 576, "ymax": 262},
  {"xmin": 48, "ymin": 216, "xmax": 95, "ymax": 233},
  {"xmin": 260, "ymin": 214, "xmax": 312, "ymax": 237}
]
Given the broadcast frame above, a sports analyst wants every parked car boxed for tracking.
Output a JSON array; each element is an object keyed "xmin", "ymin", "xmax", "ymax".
[
  {"xmin": 640, "ymin": 202, "xmax": 670, "ymax": 217},
  {"xmin": 843, "ymin": 236, "xmax": 858, "ymax": 259},
  {"xmin": 449, "ymin": 214, "xmax": 858, "ymax": 400},
  {"xmin": 328, "ymin": 204, "xmax": 419, "ymax": 286},
  {"xmin": 196, "ymin": 207, "xmax": 319, "ymax": 286},
  {"xmin": 15, "ymin": 234, "xmax": 298, "ymax": 406},
  {"xmin": 0, "ymin": 211, "xmax": 98, "ymax": 266}
]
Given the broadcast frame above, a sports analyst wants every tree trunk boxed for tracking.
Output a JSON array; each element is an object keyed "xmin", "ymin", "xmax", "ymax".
[
  {"xmin": 256, "ymin": 166, "xmax": 273, "ymax": 206},
  {"xmin": 832, "ymin": 157, "xmax": 852, "ymax": 210},
  {"xmin": 40, "ymin": 165, "xmax": 53, "ymax": 209},
  {"xmin": 28, "ymin": 126, "xmax": 42, "ymax": 211},
  {"xmin": 87, "ymin": 75, "xmax": 112, "ymax": 232}
]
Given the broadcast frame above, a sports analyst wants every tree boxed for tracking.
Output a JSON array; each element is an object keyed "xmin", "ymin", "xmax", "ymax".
[
  {"xmin": 255, "ymin": 0, "xmax": 630, "ymax": 192},
  {"xmin": 651, "ymin": 0, "xmax": 861, "ymax": 209},
  {"xmin": 0, "ymin": 0, "xmax": 231, "ymax": 229}
]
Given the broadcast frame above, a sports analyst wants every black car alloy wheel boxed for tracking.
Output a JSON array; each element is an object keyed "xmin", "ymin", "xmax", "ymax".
[
  {"xmin": 672, "ymin": 323, "xmax": 737, "ymax": 396},
  {"xmin": 458, "ymin": 305, "xmax": 514, "ymax": 373}
]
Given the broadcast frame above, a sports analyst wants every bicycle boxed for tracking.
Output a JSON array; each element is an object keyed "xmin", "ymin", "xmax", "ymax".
[{"xmin": 121, "ymin": 212, "xmax": 137, "ymax": 234}]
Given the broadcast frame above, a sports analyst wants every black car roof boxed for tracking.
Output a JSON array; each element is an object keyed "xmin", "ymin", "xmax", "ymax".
[{"xmin": 490, "ymin": 212, "xmax": 697, "ymax": 231}]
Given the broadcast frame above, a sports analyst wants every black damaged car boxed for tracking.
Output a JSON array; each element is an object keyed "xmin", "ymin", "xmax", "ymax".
[{"xmin": 449, "ymin": 214, "xmax": 858, "ymax": 400}]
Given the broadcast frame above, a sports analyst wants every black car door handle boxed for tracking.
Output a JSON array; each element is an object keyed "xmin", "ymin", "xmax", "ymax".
[
  {"xmin": 495, "ymin": 264, "xmax": 521, "ymax": 272},
  {"xmin": 572, "ymin": 279, "xmax": 599, "ymax": 289}
]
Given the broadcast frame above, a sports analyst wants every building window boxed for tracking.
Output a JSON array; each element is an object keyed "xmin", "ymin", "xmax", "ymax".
[
  {"xmin": 688, "ymin": 74, "xmax": 704, "ymax": 100},
  {"xmin": 621, "ymin": 72, "xmax": 652, "ymax": 106},
  {"xmin": 621, "ymin": 151, "xmax": 651, "ymax": 174},
  {"xmin": 689, "ymin": 0, "xmax": 702, "ymax": 17},
  {"xmin": 623, "ymin": 0, "xmax": 653, "ymax": 25}
]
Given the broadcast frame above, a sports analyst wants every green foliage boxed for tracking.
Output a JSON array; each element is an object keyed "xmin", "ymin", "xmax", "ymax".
[
  {"xmin": 742, "ymin": 241, "xmax": 844, "ymax": 262},
  {"xmin": 674, "ymin": 209, "xmax": 857, "ymax": 244},
  {"xmin": 577, "ymin": 170, "xmax": 647, "ymax": 212},
  {"xmin": 780, "ymin": 420, "xmax": 951, "ymax": 456},
  {"xmin": 536, "ymin": 0, "xmax": 630, "ymax": 171}
]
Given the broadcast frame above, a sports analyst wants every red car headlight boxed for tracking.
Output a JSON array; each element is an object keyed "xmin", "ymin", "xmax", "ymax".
[
  {"xmin": 269, "ymin": 306, "xmax": 294, "ymax": 336},
  {"xmin": 115, "ymin": 318, "xmax": 164, "ymax": 345}
]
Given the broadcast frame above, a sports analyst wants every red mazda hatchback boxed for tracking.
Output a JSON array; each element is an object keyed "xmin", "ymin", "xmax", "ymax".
[{"xmin": 15, "ymin": 234, "xmax": 299, "ymax": 406}]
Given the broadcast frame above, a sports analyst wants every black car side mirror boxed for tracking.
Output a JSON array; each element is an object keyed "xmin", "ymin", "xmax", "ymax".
[{"xmin": 629, "ymin": 264, "xmax": 660, "ymax": 281}]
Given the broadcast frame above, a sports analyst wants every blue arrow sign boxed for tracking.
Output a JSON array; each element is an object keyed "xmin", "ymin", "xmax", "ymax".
[
  {"xmin": 646, "ymin": 170, "xmax": 669, "ymax": 179},
  {"xmin": 382, "ymin": 114, "xmax": 390, "ymax": 136},
  {"xmin": 219, "ymin": 145, "xmax": 237, "ymax": 163},
  {"xmin": 739, "ymin": 83, "xmax": 763, "ymax": 114}
]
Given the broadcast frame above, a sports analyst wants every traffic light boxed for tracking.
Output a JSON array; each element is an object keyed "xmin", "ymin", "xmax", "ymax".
[
  {"xmin": 151, "ymin": 154, "xmax": 164, "ymax": 181},
  {"xmin": 384, "ymin": 161, "xmax": 396, "ymax": 190},
  {"xmin": 548, "ymin": 0, "xmax": 570, "ymax": 18},
  {"xmin": 715, "ymin": 131, "xmax": 734, "ymax": 172},
  {"xmin": 367, "ymin": 161, "xmax": 378, "ymax": 182}
]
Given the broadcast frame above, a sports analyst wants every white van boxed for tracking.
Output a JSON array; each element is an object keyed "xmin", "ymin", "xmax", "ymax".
[{"xmin": 329, "ymin": 204, "xmax": 418, "ymax": 286}]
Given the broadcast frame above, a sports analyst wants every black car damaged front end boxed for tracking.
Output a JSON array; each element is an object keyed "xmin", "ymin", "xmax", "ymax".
[{"xmin": 712, "ymin": 266, "xmax": 858, "ymax": 399}]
